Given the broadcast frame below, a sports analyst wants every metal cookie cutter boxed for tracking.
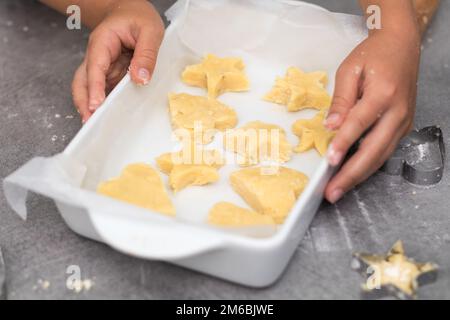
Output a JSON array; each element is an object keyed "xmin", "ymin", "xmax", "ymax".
[
  {"xmin": 382, "ymin": 126, "xmax": 445, "ymax": 186},
  {"xmin": 0, "ymin": 247, "xmax": 5, "ymax": 299}
]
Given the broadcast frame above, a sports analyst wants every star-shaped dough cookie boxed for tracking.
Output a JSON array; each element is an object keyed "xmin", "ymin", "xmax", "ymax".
[
  {"xmin": 264, "ymin": 67, "xmax": 331, "ymax": 111},
  {"xmin": 224, "ymin": 121, "xmax": 293, "ymax": 166},
  {"xmin": 230, "ymin": 166, "xmax": 309, "ymax": 224},
  {"xmin": 208, "ymin": 202, "xmax": 275, "ymax": 227},
  {"xmin": 168, "ymin": 93, "xmax": 238, "ymax": 144},
  {"xmin": 182, "ymin": 54, "xmax": 250, "ymax": 98},
  {"xmin": 156, "ymin": 149, "xmax": 224, "ymax": 192},
  {"xmin": 292, "ymin": 111, "xmax": 335, "ymax": 156},
  {"xmin": 352, "ymin": 241, "xmax": 438, "ymax": 300},
  {"xmin": 97, "ymin": 163, "xmax": 175, "ymax": 216}
]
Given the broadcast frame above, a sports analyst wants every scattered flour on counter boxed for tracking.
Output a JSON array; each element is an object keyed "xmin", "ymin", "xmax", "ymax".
[
  {"xmin": 7, "ymin": 113, "xmax": 18, "ymax": 119},
  {"xmin": 6, "ymin": 21, "xmax": 13, "ymax": 27},
  {"xmin": 65, "ymin": 115, "xmax": 74, "ymax": 119},
  {"xmin": 55, "ymin": 114, "xmax": 61, "ymax": 118},
  {"xmin": 33, "ymin": 279, "xmax": 51, "ymax": 291},
  {"xmin": 51, "ymin": 135, "xmax": 58, "ymax": 142},
  {"xmin": 22, "ymin": 26, "xmax": 29, "ymax": 32},
  {"xmin": 353, "ymin": 189, "xmax": 381, "ymax": 243},
  {"xmin": 334, "ymin": 204, "xmax": 353, "ymax": 250}
]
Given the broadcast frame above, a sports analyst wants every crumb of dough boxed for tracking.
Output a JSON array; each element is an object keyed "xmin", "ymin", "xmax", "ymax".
[
  {"xmin": 208, "ymin": 202, "xmax": 275, "ymax": 226},
  {"xmin": 292, "ymin": 111, "xmax": 336, "ymax": 156},
  {"xmin": 264, "ymin": 67, "xmax": 331, "ymax": 111},
  {"xmin": 182, "ymin": 54, "xmax": 250, "ymax": 98},
  {"xmin": 156, "ymin": 149, "xmax": 224, "ymax": 192},
  {"xmin": 224, "ymin": 121, "xmax": 293, "ymax": 166},
  {"xmin": 230, "ymin": 166, "xmax": 309, "ymax": 224},
  {"xmin": 168, "ymin": 93, "xmax": 237, "ymax": 144},
  {"xmin": 97, "ymin": 163, "xmax": 175, "ymax": 216}
]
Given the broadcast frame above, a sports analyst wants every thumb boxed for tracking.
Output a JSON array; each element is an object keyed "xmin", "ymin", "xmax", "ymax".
[
  {"xmin": 130, "ymin": 27, "xmax": 163, "ymax": 85},
  {"xmin": 324, "ymin": 62, "xmax": 362, "ymax": 130}
]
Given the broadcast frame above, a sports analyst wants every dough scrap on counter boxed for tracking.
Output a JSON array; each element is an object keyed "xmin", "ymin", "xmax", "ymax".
[
  {"xmin": 168, "ymin": 93, "xmax": 237, "ymax": 144},
  {"xmin": 292, "ymin": 111, "xmax": 336, "ymax": 156},
  {"xmin": 224, "ymin": 121, "xmax": 293, "ymax": 166},
  {"xmin": 156, "ymin": 149, "xmax": 224, "ymax": 192},
  {"xmin": 182, "ymin": 54, "xmax": 250, "ymax": 98},
  {"xmin": 97, "ymin": 163, "xmax": 175, "ymax": 216},
  {"xmin": 264, "ymin": 67, "xmax": 331, "ymax": 111},
  {"xmin": 230, "ymin": 166, "xmax": 309, "ymax": 224},
  {"xmin": 208, "ymin": 202, "xmax": 275, "ymax": 226}
]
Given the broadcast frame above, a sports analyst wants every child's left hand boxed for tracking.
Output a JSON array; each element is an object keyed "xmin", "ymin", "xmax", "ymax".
[{"xmin": 323, "ymin": 27, "xmax": 421, "ymax": 203}]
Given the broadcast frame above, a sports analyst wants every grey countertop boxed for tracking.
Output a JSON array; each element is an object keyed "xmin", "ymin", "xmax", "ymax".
[{"xmin": 0, "ymin": 0, "xmax": 449, "ymax": 300}]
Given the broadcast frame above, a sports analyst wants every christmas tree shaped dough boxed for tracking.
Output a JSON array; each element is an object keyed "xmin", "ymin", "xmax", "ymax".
[
  {"xmin": 182, "ymin": 54, "xmax": 250, "ymax": 98},
  {"xmin": 168, "ymin": 93, "xmax": 237, "ymax": 144},
  {"xmin": 224, "ymin": 121, "xmax": 293, "ymax": 166},
  {"xmin": 97, "ymin": 163, "xmax": 175, "ymax": 216},
  {"xmin": 208, "ymin": 202, "xmax": 275, "ymax": 227},
  {"xmin": 264, "ymin": 67, "xmax": 331, "ymax": 111},
  {"xmin": 230, "ymin": 167, "xmax": 309, "ymax": 224},
  {"xmin": 156, "ymin": 149, "xmax": 224, "ymax": 192},
  {"xmin": 292, "ymin": 111, "xmax": 336, "ymax": 156}
]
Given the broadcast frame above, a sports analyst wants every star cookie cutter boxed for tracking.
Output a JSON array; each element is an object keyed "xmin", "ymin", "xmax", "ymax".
[
  {"xmin": 381, "ymin": 126, "xmax": 445, "ymax": 186},
  {"xmin": 351, "ymin": 241, "xmax": 438, "ymax": 300}
]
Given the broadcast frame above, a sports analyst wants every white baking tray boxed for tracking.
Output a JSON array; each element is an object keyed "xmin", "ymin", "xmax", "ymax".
[{"xmin": 3, "ymin": 0, "xmax": 366, "ymax": 287}]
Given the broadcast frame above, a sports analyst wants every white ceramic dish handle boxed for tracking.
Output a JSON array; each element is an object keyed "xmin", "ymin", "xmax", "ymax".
[{"xmin": 88, "ymin": 207, "xmax": 227, "ymax": 261}]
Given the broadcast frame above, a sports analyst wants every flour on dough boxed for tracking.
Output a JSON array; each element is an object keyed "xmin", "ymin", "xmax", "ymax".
[
  {"xmin": 208, "ymin": 202, "xmax": 275, "ymax": 226},
  {"xmin": 292, "ymin": 110, "xmax": 335, "ymax": 156},
  {"xmin": 169, "ymin": 93, "xmax": 237, "ymax": 144},
  {"xmin": 97, "ymin": 163, "xmax": 175, "ymax": 216},
  {"xmin": 230, "ymin": 166, "xmax": 309, "ymax": 224},
  {"xmin": 224, "ymin": 121, "xmax": 293, "ymax": 166},
  {"xmin": 264, "ymin": 67, "xmax": 331, "ymax": 111},
  {"xmin": 182, "ymin": 54, "xmax": 250, "ymax": 98}
]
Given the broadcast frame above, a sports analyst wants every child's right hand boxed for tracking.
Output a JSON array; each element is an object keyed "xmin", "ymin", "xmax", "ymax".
[{"xmin": 72, "ymin": 0, "xmax": 164, "ymax": 123}]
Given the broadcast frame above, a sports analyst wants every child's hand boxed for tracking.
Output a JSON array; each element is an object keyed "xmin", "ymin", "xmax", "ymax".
[
  {"xmin": 72, "ymin": 0, "xmax": 164, "ymax": 123},
  {"xmin": 324, "ymin": 26, "xmax": 421, "ymax": 203}
]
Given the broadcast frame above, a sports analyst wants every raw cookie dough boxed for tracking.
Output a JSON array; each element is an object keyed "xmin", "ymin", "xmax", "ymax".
[
  {"xmin": 97, "ymin": 163, "xmax": 175, "ymax": 216},
  {"xmin": 264, "ymin": 67, "xmax": 331, "ymax": 111},
  {"xmin": 208, "ymin": 202, "xmax": 275, "ymax": 226},
  {"xmin": 230, "ymin": 166, "xmax": 309, "ymax": 224},
  {"xmin": 353, "ymin": 240, "xmax": 438, "ymax": 299},
  {"xmin": 156, "ymin": 149, "xmax": 224, "ymax": 192},
  {"xmin": 292, "ymin": 111, "xmax": 336, "ymax": 156},
  {"xmin": 224, "ymin": 121, "xmax": 293, "ymax": 166},
  {"xmin": 169, "ymin": 93, "xmax": 237, "ymax": 144},
  {"xmin": 182, "ymin": 54, "xmax": 250, "ymax": 98}
]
